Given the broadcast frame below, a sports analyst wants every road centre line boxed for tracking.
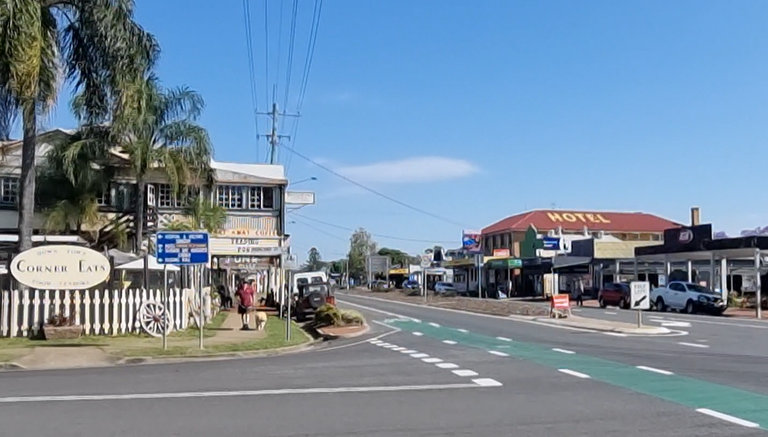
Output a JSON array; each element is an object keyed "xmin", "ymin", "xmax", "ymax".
[
  {"xmin": 400, "ymin": 350, "xmax": 417, "ymax": 354},
  {"xmin": 452, "ymin": 369, "xmax": 479, "ymax": 377},
  {"xmin": 496, "ymin": 337, "xmax": 512, "ymax": 341},
  {"xmin": 422, "ymin": 358, "xmax": 443, "ymax": 363},
  {"xmin": 413, "ymin": 332, "xmax": 424, "ymax": 336},
  {"xmin": 410, "ymin": 353, "xmax": 429, "ymax": 358},
  {"xmin": 696, "ymin": 408, "xmax": 760, "ymax": 428},
  {"xmin": 552, "ymin": 348, "xmax": 575, "ymax": 354},
  {"xmin": 457, "ymin": 328, "xmax": 469, "ymax": 333},
  {"xmin": 443, "ymin": 340, "xmax": 457, "ymax": 345},
  {"xmin": 436, "ymin": 363, "xmax": 459, "ymax": 369},
  {"xmin": 636, "ymin": 366, "xmax": 674, "ymax": 376},
  {"xmin": 558, "ymin": 369, "xmax": 590, "ymax": 379},
  {"xmin": 488, "ymin": 351, "xmax": 509, "ymax": 357},
  {"xmin": 0, "ymin": 383, "xmax": 498, "ymax": 404}
]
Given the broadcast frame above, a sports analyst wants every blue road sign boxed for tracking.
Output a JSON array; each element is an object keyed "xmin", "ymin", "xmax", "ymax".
[
  {"xmin": 542, "ymin": 237, "xmax": 561, "ymax": 251},
  {"xmin": 156, "ymin": 231, "xmax": 210, "ymax": 265}
]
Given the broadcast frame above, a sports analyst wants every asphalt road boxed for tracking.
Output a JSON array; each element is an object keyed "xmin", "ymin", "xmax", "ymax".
[{"xmin": 0, "ymin": 295, "xmax": 766, "ymax": 436}]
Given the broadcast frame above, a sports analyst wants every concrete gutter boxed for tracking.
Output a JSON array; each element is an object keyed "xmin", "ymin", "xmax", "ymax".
[{"xmin": 532, "ymin": 316, "xmax": 672, "ymax": 335}]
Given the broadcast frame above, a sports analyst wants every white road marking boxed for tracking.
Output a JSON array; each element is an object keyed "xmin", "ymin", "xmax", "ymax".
[
  {"xmin": 488, "ymin": 350, "xmax": 509, "ymax": 357},
  {"xmin": 412, "ymin": 332, "xmax": 424, "ymax": 336},
  {"xmin": 558, "ymin": 369, "xmax": 590, "ymax": 379},
  {"xmin": 410, "ymin": 353, "xmax": 430, "ymax": 358},
  {"xmin": 378, "ymin": 343, "xmax": 392, "ymax": 347},
  {"xmin": 604, "ymin": 311, "xmax": 617, "ymax": 315},
  {"xmin": 496, "ymin": 337, "xmax": 512, "ymax": 342},
  {"xmin": 436, "ymin": 363, "xmax": 459, "ymax": 369},
  {"xmin": 472, "ymin": 378, "xmax": 503, "ymax": 387},
  {"xmin": 368, "ymin": 340, "xmax": 383, "ymax": 344},
  {"xmin": 383, "ymin": 345, "xmax": 400, "ymax": 349},
  {"xmin": 411, "ymin": 318, "xmax": 422, "ymax": 323},
  {"xmin": 336, "ymin": 299, "xmax": 421, "ymax": 320},
  {"xmin": 667, "ymin": 317, "xmax": 768, "ymax": 330},
  {"xmin": 428, "ymin": 322, "xmax": 440, "ymax": 328},
  {"xmin": 422, "ymin": 357, "xmax": 443, "ymax": 363},
  {"xmin": 572, "ymin": 308, "xmax": 582, "ymax": 312},
  {"xmin": 457, "ymin": 328, "xmax": 469, "ymax": 333},
  {"xmin": 660, "ymin": 321, "xmax": 692, "ymax": 328},
  {"xmin": 400, "ymin": 350, "xmax": 417, "ymax": 354},
  {"xmin": 648, "ymin": 316, "xmax": 665, "ymax": 320},
  {"xmin": 0, "ymin": 384, "xmax": 498, "ymax": 404},
  {"xmin": 392, "ymin": 347, "xmax": 406, "ymax": 351},
  {"xmin": 452, "ymin": 369, "xmax": 479, "ymax": 377},
  {"xmin": 636, "ymin": 366, "xmax": 674, "ymax": 376},
  {"xmin": 552, "ymin": 348, "xmax": 575, "ymax": 354},
  {"xmin": 696, "ymin": 408, "xmax": 759, "ymax": 428},
  {"xmin": 442, "ymin": 340, "xmax": 457, "ymax": 345},
  {"xmin": 678, "ymin": 342, "xmax": 709, "ymax": 348},
  {"xmin": 603, "ymin": 332, "xmax": 628, "ymax": 337}
]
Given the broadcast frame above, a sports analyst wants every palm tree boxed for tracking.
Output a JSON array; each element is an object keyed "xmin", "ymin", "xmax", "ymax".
[
  {"xmin": 165, "ymin": 197, "xmax": 226, "ymax": 234},
  {"xmin": 0, "ymin": 0, "xmax": 158, "ymax": 251},
  {"xmin": 116, "ymin": 73, "xmax": 213, "ymax": 251}
]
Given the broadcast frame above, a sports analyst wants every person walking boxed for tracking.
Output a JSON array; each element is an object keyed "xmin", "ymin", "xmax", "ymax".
[
  {"xmin": 574, "ymin": 278, "xmax": 584, "ymax": 306},
  {"xmin": 236, "ymin": 280, "xmax": 255, "ymax": 330}
]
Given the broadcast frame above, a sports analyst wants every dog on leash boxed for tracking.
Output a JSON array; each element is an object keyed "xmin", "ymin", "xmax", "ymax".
[{"xmin": 254, "ymin": 311, "xmax": 268, "ymax": 331}]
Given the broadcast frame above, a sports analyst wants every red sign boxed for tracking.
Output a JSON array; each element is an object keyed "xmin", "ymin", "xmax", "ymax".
[
  {"xmin": 492, "ymin": 249, "xmax": 510, "ymax": 257},
  {"xmin": 551, "ymin": 294, "xmax": 570, "ymax": 310}
]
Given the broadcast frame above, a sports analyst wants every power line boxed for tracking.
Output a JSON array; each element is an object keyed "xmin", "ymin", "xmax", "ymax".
[
  {"xmin": 285, "ymin": 0, "xmax": 323, "ymax": 172},
  {"xmin": 279, "ymin": 142, "xmax": 472, "ymax": 229},
  {"xmin": 263, "ymin": 0, "xmax": 271, "ymax": 155},
  {"xmin": 242, "ymin": 0, "xmax": 261, "ymax": 161},
  {"xmin": 291, "ymin": 217, "xmax": 348, "ymax": 242},
  {"xmin": 273, "ymin": 0, "xmax": 285, "ymax": 104},
  {"xmin": 280, "ymin": 0, "xmax": 299, "ymax": 132},
  {"xmin": 293, "ymin": 213, "xmax": 457, "ymax": 245}
]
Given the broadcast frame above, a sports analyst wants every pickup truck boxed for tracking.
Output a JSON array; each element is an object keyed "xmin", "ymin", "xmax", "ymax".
[{"xmin": 650, "ymin": 281, "xmax": 726, "ymax": 315}]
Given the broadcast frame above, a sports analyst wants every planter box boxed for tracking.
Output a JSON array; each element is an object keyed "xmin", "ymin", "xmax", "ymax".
[{"xmin": 43, "ymin": 325, "xmax": 83, "ymax": 340}]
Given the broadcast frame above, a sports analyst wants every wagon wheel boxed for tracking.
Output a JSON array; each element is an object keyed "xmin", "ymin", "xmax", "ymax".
[{"xmin": 138, "ymin": 301, "xmax": 169, "ymax": 338}]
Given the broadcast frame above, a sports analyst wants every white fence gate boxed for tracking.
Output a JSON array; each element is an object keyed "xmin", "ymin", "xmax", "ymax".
[{"xmin": 0, "ymin": 288, "xmax": 192, "ymax": 338}]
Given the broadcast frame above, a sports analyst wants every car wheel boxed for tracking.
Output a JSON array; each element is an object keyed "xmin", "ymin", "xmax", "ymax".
[
  {"xmin": 656, "ymin": 297, "xmax": 667, "ymax": 312},
  {"xmin": 599, "ymin": 297, "xmax": 607, "ymax": 308},
  {"xmin": 684, "ymin": 300, "xmax": 695, "ymax": 314},
  {"xmin": 619, "ymin": 297, "xmax": 628, "ymax": 310}
]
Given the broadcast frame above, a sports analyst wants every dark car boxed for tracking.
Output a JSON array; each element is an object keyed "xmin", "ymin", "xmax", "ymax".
[
  {"xmin": 293, "ymin": 282, "xmax": 334, "ymax": 322},
  {"xmin": 598, "ymin": 283, "xmax": 631, "ymax": 309}
]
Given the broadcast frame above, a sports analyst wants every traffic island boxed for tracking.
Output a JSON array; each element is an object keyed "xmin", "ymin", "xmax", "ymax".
[
  {"xmin": 531, "ymin": 315, "xmax": 672, "ymax": 335},
  {"xmin": 0, "ymin": 312, "xmax": 312, "ymax": 371},
  {"xmin": 308, "ymin": 304, "xmax": 369, "ymax": 340}
]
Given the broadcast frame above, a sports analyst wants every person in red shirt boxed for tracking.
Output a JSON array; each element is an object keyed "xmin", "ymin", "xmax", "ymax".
[{"xmin": 236, "ymin": 280, "xmax": 256, "ymax": 330}]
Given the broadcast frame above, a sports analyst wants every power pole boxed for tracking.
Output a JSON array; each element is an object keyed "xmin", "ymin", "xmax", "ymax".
[{"xmin": 258, "ymin": 102, "xmax": 299, "ymax": 164}]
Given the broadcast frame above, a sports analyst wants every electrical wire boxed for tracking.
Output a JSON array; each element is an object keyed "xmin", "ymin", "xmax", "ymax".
[
  {"xmin": 293, "ymin": 213, "xmax": 457, "ymax": 245},
  {"xmin": 285, "ymin": 0, "xmax": 323, "ymax": 172},
  {"xmin": 291, "ymin": 217, "xmax": 348, "ymax": 242},
  {"xmin": 280, "ymin": 0, "xmax": 299, "ymax": 133},
  {"xmin": 263, "ymin": 0, "xmax": 271, "ymax": 143},
  {"xmin": 274, "ymin": 0, "xmax": 285, "ymax": 104},
  {"xmin": 242, "ymin": 0, "xmax": 261, "ymax": 161},
  {"xmin": 279, "ymin": 141, "xmax": 473, "ymax": 229}
]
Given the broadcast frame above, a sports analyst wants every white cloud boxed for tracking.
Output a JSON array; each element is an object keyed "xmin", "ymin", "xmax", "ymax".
[{"xmin": 336, "ymin": 156, "xmax": 479, "ymax": 184}]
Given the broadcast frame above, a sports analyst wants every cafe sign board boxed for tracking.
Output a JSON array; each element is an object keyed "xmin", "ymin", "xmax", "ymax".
[
  {"xmin": 11, "ymin": 245, "xmax": 110, "ymax": 290},
  {"xmin": 209, "ymin": 237, "xmax": 282, "ymax": 256}
]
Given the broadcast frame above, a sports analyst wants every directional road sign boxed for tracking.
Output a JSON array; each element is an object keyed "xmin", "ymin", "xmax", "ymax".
[
  {"xmin": 630, "ymin": 281, "xmax": 650, "ymax": 311},
  {"xmin": 157, "ymin": 231, "xmax": 210, "ymax": 265}
]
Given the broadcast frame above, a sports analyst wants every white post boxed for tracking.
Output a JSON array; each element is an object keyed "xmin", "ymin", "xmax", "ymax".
[
  {"xmin": 162, "ymin": 264, "xmax": 168, "ymax": 350},
  {"xmin": 720, "ymin": 257, "xmax": 728, "ymax": 302},
  {"xmin": 755, "ymin": 248, "xmax": 762, "ymax": 320},
  {"xmin": 199, "ymin": 266, "xmax": 204, "ymax": 349},
  {"xmin": 687, "ymin": 260, "xmax": 693, "ymax": 283}
]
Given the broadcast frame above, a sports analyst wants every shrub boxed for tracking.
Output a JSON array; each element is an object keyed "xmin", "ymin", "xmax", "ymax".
[
  {"xmin": 314, "ymin": 303, "xmax": 343, "ymax": 326},
  {"xmin": 341, "ymin": 309, "xmax": 365, "ymax": 326}
]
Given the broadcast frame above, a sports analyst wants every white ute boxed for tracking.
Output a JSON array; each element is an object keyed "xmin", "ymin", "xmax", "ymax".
[{"xmin": 650, "ymin": 281, "xmax": 726, "ymax": 315}]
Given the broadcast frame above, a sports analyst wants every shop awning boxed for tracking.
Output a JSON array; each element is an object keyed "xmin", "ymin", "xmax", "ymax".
[
  {"xmin": 552, "ymin": 256, "xmax": 592, "ymax": 270},
  {"xmin": 486, "ymin": 258, "xmax": 523, "ymax": 269}
]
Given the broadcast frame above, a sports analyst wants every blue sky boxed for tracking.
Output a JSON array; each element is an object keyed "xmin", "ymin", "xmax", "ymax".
[{"xmin": 37, "ymin": 0, "xmax": 768, "ymax": 262}]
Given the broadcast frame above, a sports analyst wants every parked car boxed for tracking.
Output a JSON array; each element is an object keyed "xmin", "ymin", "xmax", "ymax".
[
  {"xmin": 292, "ymin": 282, "xmax": 334, "ymax": 322},
  {"xmin": 434, "ymin": 282, "xmax": 457, "ymax": 295},
  {"xmin": 402, "ymin": 280, "xmax": 421, "ymax": 291},
  {"xmin": 598, "ymin": 283, "xmax": 631, "ymax": 309},
  {"xmin": 650, "ymin": 281, "xmax": 726, "ymax": 315}
]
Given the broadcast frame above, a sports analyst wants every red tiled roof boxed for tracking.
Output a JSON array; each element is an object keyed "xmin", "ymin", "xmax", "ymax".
[{"xmin": 482, "ymin": 210, "xmax": 682, "ymax": 235}]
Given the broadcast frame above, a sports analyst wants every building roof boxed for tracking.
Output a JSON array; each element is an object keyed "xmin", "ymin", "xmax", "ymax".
[
  {"xmin": 211, "ymin": 160, "xmax": 287, "ymax": 184},
  {"xmin": 482, "ymin": 209, "xmax": 682, "ymax": 234}
]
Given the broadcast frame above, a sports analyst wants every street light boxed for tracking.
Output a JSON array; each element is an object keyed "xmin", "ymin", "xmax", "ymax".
[{"xmin": 290, "ymin": 176, "xmax": 317, "ymax": 186}]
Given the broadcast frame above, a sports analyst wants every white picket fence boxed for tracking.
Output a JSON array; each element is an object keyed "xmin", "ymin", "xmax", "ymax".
[{"xmin": 0, "ymin": 288, "xmax": 195, "ymax": 338}]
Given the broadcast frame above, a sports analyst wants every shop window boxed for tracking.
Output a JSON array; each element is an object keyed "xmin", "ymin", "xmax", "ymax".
[{"xmin": 1, "ymin": 177, "xmax": 19, "ymax": 205}]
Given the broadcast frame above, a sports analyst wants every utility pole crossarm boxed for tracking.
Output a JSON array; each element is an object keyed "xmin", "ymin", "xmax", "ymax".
[{"xmin": 257, "ymin": 102, "xmax": 301, "ymax": 164}]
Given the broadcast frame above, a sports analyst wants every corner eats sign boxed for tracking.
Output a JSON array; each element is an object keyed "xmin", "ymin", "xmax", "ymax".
[
  {"xmin": 546, "ymin": 212, "xmax": 611, "ymax": 224},
  {"xmin": 11, "ymin": 245, "xmax": 111, "ymax": 290}
]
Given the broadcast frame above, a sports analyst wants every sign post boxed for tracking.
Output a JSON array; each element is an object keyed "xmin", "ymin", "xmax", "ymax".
[
  {"xmin": 475, "ymin": 254, "xmax": 483, "ymax": 299},
  {"xmin": 630, "ymin": 281, "xmax": 651, "ymax": 328},
  {"xmin": 420, "ymin": 255, "xmax": 431, "ymax": 302},
  {"xmin": 162, "ymin": 264, "xmax": 168, "ymax": 350},
  {"xmin": 157, "ymin": 231, "xmax": 210, "ymax": 350}
]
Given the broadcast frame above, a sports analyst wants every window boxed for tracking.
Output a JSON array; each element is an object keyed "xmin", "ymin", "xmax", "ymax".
[
  {"xmin": 157, "ymin": 184, "xmax": 195, "ymax": 208},
  {"xmin": 96, "ymin": 189, "xmax": 110, "ymax": 206},
  {"xmin": 1, "ymin": 177, "xmax": 19, "ymax": 205},
  {"xmin": 217, "ymin": 185, "xmax": 244, "ymax": 209},
  {"xmin": 217, "ymin": 185, "xmax": 275, "ymax": 210}
]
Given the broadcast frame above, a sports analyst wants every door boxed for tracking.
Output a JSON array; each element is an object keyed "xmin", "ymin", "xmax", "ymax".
[{"xmin": 668, "ymin": 282, "xmax": 686, "ymax": 308}]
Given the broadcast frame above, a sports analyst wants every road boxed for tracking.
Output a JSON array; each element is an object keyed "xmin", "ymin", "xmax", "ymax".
[{"xmin": 0, "ymin": 294, "xmax": 767, "ymax": 436}]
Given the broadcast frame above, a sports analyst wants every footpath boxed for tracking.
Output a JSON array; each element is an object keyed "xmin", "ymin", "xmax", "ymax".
[
  {"xmin": 0, "ymin": 311, "xmax": 312, "ymax": 371},
  {"xmin": 342, "ymin": 289, "xmax": 670, "ymax": 335}
]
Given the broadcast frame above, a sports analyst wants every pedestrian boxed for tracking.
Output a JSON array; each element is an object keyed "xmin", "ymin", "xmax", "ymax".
[
  {"xmin": 217, "ymin": 284, "xmax": 231, "ymax": 309},
  {"xmin": 236, "ymin": 280, "xmax": 255, "ymax": 330},
  {"xmin": 575, "ymin": 278, "xmax": 584, "ymax": 306}
]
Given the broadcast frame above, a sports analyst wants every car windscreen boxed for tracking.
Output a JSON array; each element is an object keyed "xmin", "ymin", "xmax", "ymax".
[{"xmin": 687, "ymin": 283, "xmax": 718, "ymax": 295}]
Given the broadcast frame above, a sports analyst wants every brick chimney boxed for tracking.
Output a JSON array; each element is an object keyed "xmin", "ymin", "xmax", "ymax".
[{"xmin": 691, "ymin": 207, "xmax": 700, "ymax": 226}]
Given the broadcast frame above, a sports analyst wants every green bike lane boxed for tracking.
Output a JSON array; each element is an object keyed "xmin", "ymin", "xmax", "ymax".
[{"xmin": 385, "ymin": 318, "xmax": 768, "ymax": 430}]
